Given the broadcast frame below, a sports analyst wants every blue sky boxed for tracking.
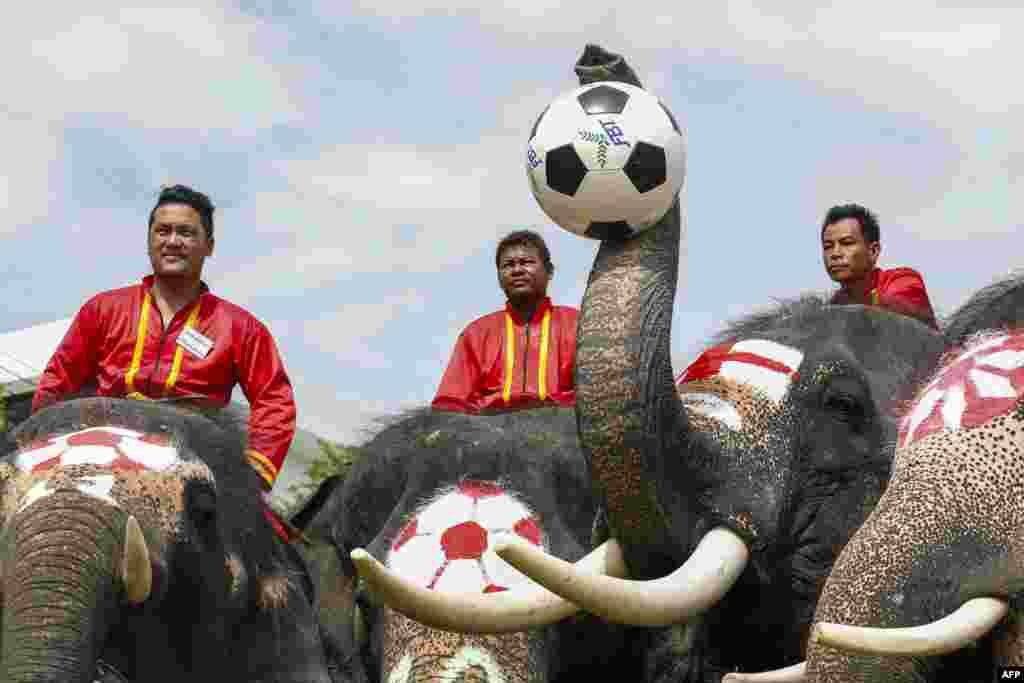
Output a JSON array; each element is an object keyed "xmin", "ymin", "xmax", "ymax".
[{"xmin": 1, "ymin": 2, "xmax": 1020, "ymax": 444}]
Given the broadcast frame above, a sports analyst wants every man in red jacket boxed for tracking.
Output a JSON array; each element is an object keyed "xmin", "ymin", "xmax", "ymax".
[
  {"xmin": 821, "ymin": 203, "xmax": 939, "ymax": 329},
  {"xmin": 432, "ymin": 230, "xmax": 578, "ymax": 414},
  {"xmin": 33, "ymin": 185, "xmax": 296, "ymax": 494}
]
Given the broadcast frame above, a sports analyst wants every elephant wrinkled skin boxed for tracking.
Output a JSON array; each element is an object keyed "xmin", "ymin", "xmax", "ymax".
[{"xmin": 0, "ymin": 397, "xmax": 333, "ymax": 683}]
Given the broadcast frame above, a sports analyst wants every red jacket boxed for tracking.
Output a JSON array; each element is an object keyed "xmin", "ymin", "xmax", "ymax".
[
  {"xmin": 32, "ymin": 276, "xmax": 296, "ymax": 489},
  {"xmin": 831, "ymin": 267, "xmax": 938, "ymax": 330},
  {"xmin": 432, "ymin": 297, "xmax": 577, "ymax": 413}
]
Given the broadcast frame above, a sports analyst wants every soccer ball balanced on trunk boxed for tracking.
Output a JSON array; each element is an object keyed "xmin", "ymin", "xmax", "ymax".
[{"xmin": 526, "ymin": 81, "xmax": 685, "ymax": 239}]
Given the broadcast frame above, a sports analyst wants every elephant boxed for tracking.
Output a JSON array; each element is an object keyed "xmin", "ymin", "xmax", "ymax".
[
  {"xmin": 803, "ymin": 272, "xmax": 1024, "ymax": 682},
  {"xmin": 292, "ymin": 406, "xmax": 635, "ymax": 683},
  {"xmin": 360, "ymin": 45, "xmax": 950, "ymax": 682},
  {"xmin": 0, "ymin": 396, "xmax": 335, "ymax": 683}
]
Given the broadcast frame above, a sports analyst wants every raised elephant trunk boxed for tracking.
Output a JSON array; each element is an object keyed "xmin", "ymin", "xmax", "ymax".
[
  {"xmin": 1, "ymin": 492, "xmax": 124, "ymax": 683},
  {"xmin": 576, "ymin": 200, "xmax": 690, "ymax": 560}
]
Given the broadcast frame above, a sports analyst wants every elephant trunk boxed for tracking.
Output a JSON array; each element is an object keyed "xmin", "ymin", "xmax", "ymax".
[
  {"xmin": 807, "ymin": 467, "xmax": 1015, "ymax": 682},
  {"xmin": 577, "ymin": 198, "xmax": 690, "ymax": 559},
  {"xmin": 1, "ymin": 492, "xmax": 122, "ymax": 683}
]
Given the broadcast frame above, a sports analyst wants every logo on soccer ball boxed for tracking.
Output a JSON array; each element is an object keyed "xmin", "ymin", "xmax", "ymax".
[
  {"xmin": 387, "ymin": 480, "xmax": 543, "ymax": 594},
  {"xmin": 599, "ymin": 119, "xmax": 630, "ymax": 147}
]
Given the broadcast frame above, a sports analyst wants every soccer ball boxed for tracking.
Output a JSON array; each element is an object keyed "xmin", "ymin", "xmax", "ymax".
[
  {"xmin": 386, "ymin": 480, "xmax": 544, "ymax": 594},
  {"xmin": 526, "ymin": 81, "xmax": 685, "ymax": 239}
]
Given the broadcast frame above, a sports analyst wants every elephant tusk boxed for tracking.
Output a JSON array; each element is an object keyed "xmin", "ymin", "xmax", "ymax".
[
  {"xmin": 353, "ymin": 603, "xmax": 367, "ymax": 647},
  {"xmin": 122, "ymin": 515, "xmax": 152, "ymax": 605},
  {"xmin": 349, "ymin": 539, "xmax": 628, "ymax": 633},
  {"xmin": 721, "ymin": 661, "xmax": 806, "ymax": 682},
  {"xmin": 494, "ymin": 526, "xmax": 749, "ymax": 626},
  {"xmin": 812, "ymin": 596, "xmax": 1009, "ymax": 656}
]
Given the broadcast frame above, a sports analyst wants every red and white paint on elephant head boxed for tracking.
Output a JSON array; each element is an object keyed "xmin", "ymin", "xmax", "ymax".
[
  {"xmin": 675, "ymin": 339, "xmax": 804, "ymax": 430},
  {"xmin": 899, "ymin": 332, "xmax": 1024, "ymax": 449},
  {"xmin": 387, "ymin": 480, "xmax": 544, "ymax": 594},
  {"xmin": 7, "ymin": 426, "xmax": 202, "ymax": 528}
]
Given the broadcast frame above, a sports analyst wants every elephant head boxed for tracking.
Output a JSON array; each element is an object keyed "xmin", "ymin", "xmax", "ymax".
[
  {"xmin": 299, "ymin": 407, "xmax": 633, "ymax": 683},
  {"xmin": 805, "ymin": 274, "xmax": 1024, "ymax": 682},
  {"xmin": 0, "ymin": 396, "xmax": 331, "ymax": 683},
  {"xmin": 377, "ymin": 45, "xmax": 946, "ymax": 680}
]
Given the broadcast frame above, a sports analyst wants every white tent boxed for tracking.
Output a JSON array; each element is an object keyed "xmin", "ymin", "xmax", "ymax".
[
  {"xmin": 0, "ymin": 318, "xmax": 72, "ymax": 395},
  {"xmin": 0, "ymin": 317, "xmax": 322, "ymax": 508}
]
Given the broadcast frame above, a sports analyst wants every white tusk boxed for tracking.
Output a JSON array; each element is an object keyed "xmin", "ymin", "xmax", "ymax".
[
  {"xmin": 495, "ymin": 526, "xmax": 749, "ymax": 626},
  {"xmin": 812, "ymin": 596, "xmax": 1009, "ymax": 656},
  {"xmin": 350, "ymin": 539, "xmax": 628, "ymax": 633},
  {"xmin": 122, "ymin": 515, "xmax": 152, "ymax": 605},
  {"xmin": 721, "ymin": 661, "xmax": 806, "ymax": 682}
]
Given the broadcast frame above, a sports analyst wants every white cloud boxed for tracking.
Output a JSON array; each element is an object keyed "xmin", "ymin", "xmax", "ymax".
[
  {"xmin": 211, "ymin": 135, "xmax": 548, "ymax": 297},
  {"xmin": 0, "ymin": 116, "xmax": 62, "ymax": 233},
  {"xmin": 300, "ymin": 289, "xmax": 428, "ymax": 367},
  {"xmin": 6, "ymin": 4, "xmax": 300, "ymax": 130}
]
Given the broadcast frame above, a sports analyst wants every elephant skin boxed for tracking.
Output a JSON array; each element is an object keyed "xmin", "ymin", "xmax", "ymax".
[
  {"xmin": 293, "ymin": 407, "xmax": 635, "ymax": 683},
  {"xmin": 504, "ymin": 45, "xmax": 948, "ymax": 682},
  {"xmin": 807, "ymin": 273, "xmax": 1024, "ymax": 682},
  {"xmin": 0, "ymin": 397, "xmax": 334, "ymax": 683}
]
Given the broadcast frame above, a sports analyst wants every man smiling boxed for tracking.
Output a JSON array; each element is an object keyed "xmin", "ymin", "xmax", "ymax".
[
  {"xmin": 821, "ymin": 203, "xmax": 938, "ymax": 329},
  {"xmin": 33, "ymin": 185, "xmax": 296, "ymax": 494},
  {"xmin": 432, "ymin": 230, "xmax": 578, "ymax": 413}
]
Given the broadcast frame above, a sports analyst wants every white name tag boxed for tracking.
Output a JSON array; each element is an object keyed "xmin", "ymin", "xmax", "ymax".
[{"xmin": 177, "ymin": 326, "xmax": 214, "ymax": 359}]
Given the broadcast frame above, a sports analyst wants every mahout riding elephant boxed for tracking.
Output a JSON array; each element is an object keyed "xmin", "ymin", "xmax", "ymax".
[
  {"xmin": 361, "ymin": 45, "xmax": 949, "ymax": 682},
  {"xmin": 292, "ymin": 406, "xmax": 635, "ymax": 683},
  {"xmin": 0, "ymin": 396, "xmax": 334, "ymax": 683},
  {"xmin": 803, "ymin": 273, "xmax": 1024, "ymax": 682}
]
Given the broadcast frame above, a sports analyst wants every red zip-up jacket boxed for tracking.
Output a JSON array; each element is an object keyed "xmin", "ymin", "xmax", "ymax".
[
  {"xmin": 432, "ymin": 297, "xmax": 577, "ymax": 414},
  {"xmin": 32, "ymin": 276, "xmax": 296, "ymax": 489},
  {"xmin": 830, "ymin": 267, "xmax": 939, "ymax": 330}
]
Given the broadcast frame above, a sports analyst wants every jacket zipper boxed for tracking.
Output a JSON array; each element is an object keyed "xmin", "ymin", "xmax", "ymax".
[
  {"xmin": 522, "ymin": 317, "xmax": 531, "ymax": 395},
  {"xmin": 147, "ymin": 301, "xmax": 188, "ymax": 397}
]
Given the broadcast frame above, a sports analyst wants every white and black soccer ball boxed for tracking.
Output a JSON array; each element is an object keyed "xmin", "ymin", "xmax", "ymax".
[{"xmin": 526, "ymin": 82, "xmax": 685, "ymax": 240}]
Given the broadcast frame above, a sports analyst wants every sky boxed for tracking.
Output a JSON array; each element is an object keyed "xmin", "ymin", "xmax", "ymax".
[{"xmin": 1, "ymin": 2, "xmax": 1020, "ymax": 446}]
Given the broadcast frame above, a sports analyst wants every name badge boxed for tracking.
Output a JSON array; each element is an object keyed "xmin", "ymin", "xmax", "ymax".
[{"xmin": 177, "ymin": 326, "xmax": 214, "ymax": 359}]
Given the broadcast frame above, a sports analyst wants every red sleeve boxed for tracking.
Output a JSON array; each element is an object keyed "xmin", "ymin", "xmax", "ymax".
[
  {"xmin": 877, "ymin": 269, "xmax": 938, "ymax": 329},
  {"xmin": 32, "ymin": 299, "xmax": 102, "ymax": 413},
  {"xmin": 431, "ymin": 327, "xmax": 482, "ymax": 413},
  {"xmin": 236, "ymin": 318, "xmax": 296, "ymax": 489}
]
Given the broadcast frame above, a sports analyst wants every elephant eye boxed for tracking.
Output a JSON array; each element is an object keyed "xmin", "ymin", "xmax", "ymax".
[{"xmin": 824, "ymin": 392, "xmax": 864, "ymax": 424}]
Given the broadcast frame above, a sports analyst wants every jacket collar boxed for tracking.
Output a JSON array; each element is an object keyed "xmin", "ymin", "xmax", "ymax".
[
  {"xmin": 505, "ymin": 296, "xmax": 552, "ymax": 325},
  {"xmin": 142, "ymin": 274, "xmax": 210, "ymax": 298}
]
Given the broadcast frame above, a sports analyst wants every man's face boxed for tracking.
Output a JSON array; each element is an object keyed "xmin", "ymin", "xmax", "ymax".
[
  {"xmin": 497, "ymin": 244, "xmax": 550, "ymax": 304},
  {"xmin": 822, "ymin": 217, "xmax": 879, "ymax": 285},
  {"xmin": 148, "ymin": 203, "xmax": 214, "ymax": 280}
]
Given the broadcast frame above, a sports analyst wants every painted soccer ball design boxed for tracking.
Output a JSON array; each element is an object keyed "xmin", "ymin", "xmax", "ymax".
[
  {"xmin": 387, "ymin": 480, "xmax": 543, "ymax": 594},
  {"xmin": 526, "ymin": 82, "xmax": 686, "ymax": 240}
]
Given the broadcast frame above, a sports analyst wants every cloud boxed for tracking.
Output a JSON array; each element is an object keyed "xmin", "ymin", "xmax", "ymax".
[
  {"xmin": 0, "ymin": 115, "xmax": 61, "ymax": 233},
  {"xmin": 6, "ymin": 4, "xmax": 300, "ymax": 130},
  {"xmin": 299, "ymin": 289, "xmax": 428, "ymax": 368},
  {"xmin": 211, "ymin": 134, "xmax": 548, "ymax": 298}
]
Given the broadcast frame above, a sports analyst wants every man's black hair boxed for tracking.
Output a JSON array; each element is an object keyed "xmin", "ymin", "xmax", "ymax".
[
  {"xmin": 149, "ymin": 184, "xmax": 216, "ymax": 240},
  {"xmin": 821, "ymin": 203, "xmax": 880, "ymax": 244},
  {"xmin": 495, "ymin": 230, "xmax": 554, "ymax": 275}
]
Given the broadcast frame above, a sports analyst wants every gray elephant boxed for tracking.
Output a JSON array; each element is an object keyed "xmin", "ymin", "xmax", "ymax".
[
  {"xmin": 0, "ymin": 396, "xmax": 334, "ymax": 683},
  {"xmin": 361, "ymin": 45, "xmax": 949, "ymax": 682},
  {"xmin": 293, "ymin": 406, "xmax": 635, "ymax": 683},
  {"xmin": 803, "ymin": 273, "xmax": 1024, "ymax": 682}
]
